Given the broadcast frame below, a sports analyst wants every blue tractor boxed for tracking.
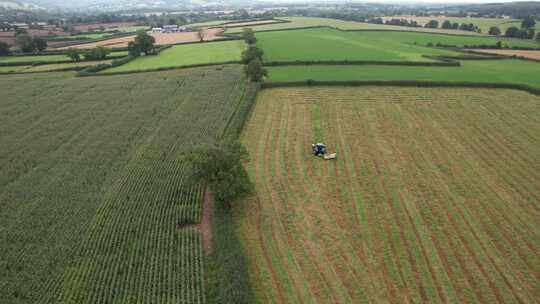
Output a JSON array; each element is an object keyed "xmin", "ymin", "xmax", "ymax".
[{"xmin": 312, "ymin": 143, "xmax": 327, "ymax": 157}]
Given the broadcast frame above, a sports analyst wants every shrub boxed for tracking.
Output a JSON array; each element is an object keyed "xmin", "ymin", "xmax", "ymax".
[{"xmin": 241, "ymin": 46, "xmax": 263, "ymax": 63}]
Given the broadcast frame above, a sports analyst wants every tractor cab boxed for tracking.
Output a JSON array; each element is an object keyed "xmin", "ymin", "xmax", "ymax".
[{"xmin": 312, "ymin": 143, "xmax": 327, "ymax": 157}]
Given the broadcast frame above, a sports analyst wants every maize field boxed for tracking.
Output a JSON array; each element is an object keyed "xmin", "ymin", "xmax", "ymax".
[{"xmin": 0, "ymin": 65, "xmax": 246, "ymax": 303}]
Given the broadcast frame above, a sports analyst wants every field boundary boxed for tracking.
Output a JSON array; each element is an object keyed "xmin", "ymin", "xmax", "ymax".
[
  {"xmin": 265, "ymin": 60, "xmax": 461, "ymax": 67},
  {"xmin": 77, "ymin": 61, "xmax": 242, "ymax": 77},
  {"xmin": 261, "ymin": 80, "xmax": 540, "ymax": 96}
]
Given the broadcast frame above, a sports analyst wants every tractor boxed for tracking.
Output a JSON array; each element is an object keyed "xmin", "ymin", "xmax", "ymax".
[{"xmin": 312, "ymin": 143, "xmax": 336, "ymax": 160}]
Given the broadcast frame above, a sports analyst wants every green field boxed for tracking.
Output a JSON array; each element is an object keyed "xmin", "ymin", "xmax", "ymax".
[
  {"xmin": 239, "ymin": 86, "xmax": 540, "ymax": 303},
  {"xmin": 106, "ymin": 40, "xmax": 244, "ymax": 73},
  {"xmin": 226, "ymin": 16, "xmax": 489, "ymax": 36},
  {"xmin": 257, "ymin": 28, "xmax": 539, "ymax": 63},
  {"xmin": 267, "ymin": 59, "xmax": 540, "ymax": 89},
  {"xmin": 0, "ymin": 51, "xmax": 128, "ymax": 66},
  {"xmin": 0, "ymin": 54, "xmax": 71, "ymax": 63},
  {"xmin": 0, "ymin": 65, "xmax": 247, "ymax": 303}
]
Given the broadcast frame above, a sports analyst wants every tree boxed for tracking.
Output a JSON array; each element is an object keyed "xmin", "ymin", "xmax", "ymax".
[
  {"xmin": 187, "ymin": 141, "xmax": 252, "ymax": 208},
  {"xmin": 521, "ymin": 16, "xmax": 536, "ymax": 29},
  {"xmin": 441, "ymin": 20, "xmax": 452, "ymax": 29},
  {"xmin": 84, "ymin": 46, "xmax": 111, "ymax": 60},
  {"xmin": 66, "ymin": 48, "xmax": 81, "ymax": 62},
  {"xmin": 243, "ymin": 28, "xmax": 256, "ymax": 45},
  {"xmin": 245, "ymin": 57, "xmax": 266, "ymax": 81},
  {"xmin": 196, "ymin": 28, "xmax": 206, "ymax": 42},
  {"xmin": 488, "ymin": 26, "xmax": 501, "ymax": 36},
  {"xmin": 505, "ymin": 26, "xmax": 519, "ymax": 37},
  {"xmin": 31, "ymin": 37, "xmax": 47, "ymax": 52},
  {"xmin": 536, "ymin": 32, "xmax": 540, "ymax": 41},
  {"xmin": 241, "ymin": 46, "xmax": 263, "ymax": 63},
  {"xmin": 128, "ymin": 41, "xmax": 141, "ymax": 57},
  {"xmin": 0, "ymin": 41, "xmax": 10, "ymax": 55},
  {"xmin": 16, "ymin": 34, "xmax": 33, "ymax": 52},
  {"xmin": 425, "ymin": 20, "xmax": 439, "ymax": 29},
  {"xmin": 452, "ymin": 22, "xmax": 459, "ymax": 29},
  {"xmin": 134, "ymin": 32, "xmax": 156, "ymax": 55}
]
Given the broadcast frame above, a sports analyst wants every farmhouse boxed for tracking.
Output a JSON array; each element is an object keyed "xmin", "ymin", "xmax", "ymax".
[{"xmin": 152, "ymin": 25, "xmax": 187, "ymax": 33}]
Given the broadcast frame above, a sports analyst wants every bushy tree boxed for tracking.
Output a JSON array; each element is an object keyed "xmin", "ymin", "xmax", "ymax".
[
  {"xmin": 245, "ymin": 57, "xmax": 267, "ymax": 81},
  {"xmin": 452, "ymin": 22, "xmax": 459, "ymax": 29},
  {"xmin": 66, "ymin": 48, "xmax": 81, "ymax": 61},
  {"xmin": 197, "ymin": 28, "xmax": 206, "ymax": 42},
  {"xmin": 243, "ymin": 28, "xmax": 256, "ymax": 44},
  {"xmin": 425, "ymin": 20, "xmax": 439, "ymax": 28},
  {"xmin": 127, "ymin": 41, "xmax": 141, "ymax": 57},
  {"xmin": 134, "ymin": 32, "xmax": 156, "ymax": 55},
  {"xmin": 0, "ymin": 41, "xmax": 9, "ymax": 55},
  {"xmin": 241, "ymin": 46, "xmax": 263, "ymax": 63},
  {"xmin": 505, "ymin": 26, "xmax": 520, "ymax": 37},
  {"xmin": 84, "ymin": 46, "xmax": 111, "ymax": 60},
  {"xmin": 521, "ymin": 16, "xmax": 536, "ymax": 29},
  {"xmin": 489, "ymin": 26, "xmax": 501, "ymax": 36},
  {"xmin": 31, "ymin": 37, "xmax": 47, "ymax": 52},
  {"xmin": 187, "ymin": 141, "xmax": 252, "ymax": 208},
  {"xmin": 16, "ymin": 34, "xmax": 33, "ymax": 52},
  {"xmin": 536, "ymin": 32, "xmax": 540, "ymax": 41},
  {"xmin": 441, "ymin": 20, "xmax": 452, "ymax": 29}
]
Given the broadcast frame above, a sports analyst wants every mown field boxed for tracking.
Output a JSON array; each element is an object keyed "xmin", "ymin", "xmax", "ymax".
[
  {"xmin": 226, "ymin": 16, "xmax": 487, "ymax": 35},
  {"xmin": 0, "ymin": 65, "xmax": 247, "ymax": 303},
  {"xmin": 239, "ymin": 86, "xmax": 540, "ymax": 303},
  {"xmin": 105, "ymin": 40, "xmax": 244, "ymax": 73},
  {"xmin": 0, "ymin": 51, "xmax": 128, "ymax": 65},
  {"xmin": 0, "ymin": 60, "xmax": 113, "ymax": 73},
  {"xmin": 257, "ymin": 28, "xmax": 539, "ymax": 63},
  {"xmin": 267, "ymin": 59, "xmax": 540, "ymax": 89}
]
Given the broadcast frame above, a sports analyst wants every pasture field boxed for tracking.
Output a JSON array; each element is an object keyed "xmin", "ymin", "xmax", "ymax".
[
  {"xmin": 267, "ymin": 59, "xmax": 540, "ymax": 89},
  {"xmin": 105, "ymin": 40, "xmax": 244, "ymax": 73},
  {"xmin": 382, "ymin": 16, "xmax": 540, "ymax": 34},
  {"xmin": 0, "ymin": 60, "xmax": 112, "ymax": 73},
  {"xmin": 472, "ymin": 49, "xmax": 540, "ymax": 60},
  {"xmin": 257, "ymin": 28, "xmax": 539, "ymax": 63},
  {"xmin": 225, "ymin": 16, "xmax": 486, "ymax": 35},
  {"xmin": 0, "ymin": 65, "xmax": 247, "ymax": 303},
  {"xmin": 239, "ymin": 86, "xmax": 540, "ymax": 303}
]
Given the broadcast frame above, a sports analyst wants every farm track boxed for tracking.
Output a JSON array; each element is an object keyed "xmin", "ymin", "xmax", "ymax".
[
  {"xmin": 0, "ymin": 66, "xmax": 247, "ymax": 303},
  {"xmin": 239, "ymin": 86, "xmax": 540, "ymax": 303}
]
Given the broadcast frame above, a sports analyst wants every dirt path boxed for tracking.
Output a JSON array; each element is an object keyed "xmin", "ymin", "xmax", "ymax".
[{"xmin": 200, "ymin": 187, "xmax": 213, "ymax": 254}]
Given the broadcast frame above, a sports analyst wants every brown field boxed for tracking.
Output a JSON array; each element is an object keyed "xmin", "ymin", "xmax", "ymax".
[
  {"xmin": 73, "ymin": 22, "xmax": 138, "ymax": 32},
  {"xmin": 56, "ymin": 28, "xmax": 224, "ymax": 50},
  {"xmin": 1, "ymin": 28, "xmax": 66, "ymax": 47},
  {"xmin": 239, "ymin": 86, "xmax": 540, "ymax": 303},
  {"xmin": 472, "ymin": 49, "xmax": 540, "ymax": 60}
]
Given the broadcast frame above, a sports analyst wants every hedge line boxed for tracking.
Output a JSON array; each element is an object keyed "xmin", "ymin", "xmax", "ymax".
[
  {"xmin": 0, "ymin": 54, "xmax": 128, "ymax": 67},
  {"xmin": 203, "ymin": 81, "xmax": 261, "ymax": 304},
  {"xmin": 262, "ymin": 80, "xmax": 540, "ymax": 96},
  {"xmin": 80, "ymin": 61, "xmax": 241, "ymax": 77},
  {"xmin": 265, "ymin": 59, "xmax": 461, "ymax": 67}
]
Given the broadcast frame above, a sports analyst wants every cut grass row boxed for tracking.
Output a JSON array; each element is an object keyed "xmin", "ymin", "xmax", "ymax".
[
  {"xmin": 238, "ymin": 86, "xmax": 540, "ymax": 303},
  {"xmin": 256, "ymin": 28, "xmax": 538, "ymax": 63},
  {"xmin": 104, "ymin": 40, "xmax": 244, "ymax": 73},
  {"xmin": 0, "ymin": 65, "xmax": 247, "ymax": 303},
  {"xmin": 267, "ymin": 59, "xmax": 540, "ymax": 89}
]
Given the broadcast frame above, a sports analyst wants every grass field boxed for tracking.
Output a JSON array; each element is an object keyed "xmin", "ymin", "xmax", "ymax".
[
  {"xmin": 383, "ymin": 16, "xmax": 540, "ymax": 34},
  {"xmin": 105, "ymin": 40, "xmax": 244, "ymax": 73},
  {"xmin": 0, "ymin": 54, "xmax": 71, "ymax": 63},
  {"xmin": 226, "ymin": 16, "xmax": 489, "ymax": 36},
  {"xmin": 267, "ymin": 59, "xmax": 540, "ymax": 89},
  {"xmin": 238, "ymin": 86, "xmax": 540, "ymax": 303},
  {"xmin": 0, "ymin": 65, "xmax": 247, "ymax": 303},
  {"xmin": 257, "ymin": 28, "xmax": 539, "ymax": 63}
]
